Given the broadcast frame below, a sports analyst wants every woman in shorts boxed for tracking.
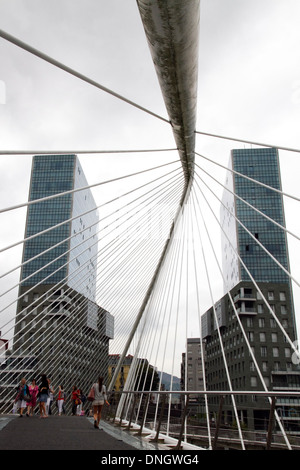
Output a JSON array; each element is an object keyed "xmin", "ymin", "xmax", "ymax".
[
  {"xmin": 90, "ymin": 376, "xmax": 109, "ymax": 429},
  {"xmin": 38, "ymin": 374, "xmax": 49, "ymax": 418}
]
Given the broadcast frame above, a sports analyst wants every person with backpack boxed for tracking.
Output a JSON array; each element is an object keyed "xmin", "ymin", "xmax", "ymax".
[{"xmin": 14, "ymin": 377, "xmax": 30, "ymax": 417}]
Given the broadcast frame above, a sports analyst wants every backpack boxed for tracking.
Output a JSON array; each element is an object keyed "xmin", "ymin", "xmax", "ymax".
[{"xmin": 23, "ymin": 385, "xmax": 31, "ymax": 402}]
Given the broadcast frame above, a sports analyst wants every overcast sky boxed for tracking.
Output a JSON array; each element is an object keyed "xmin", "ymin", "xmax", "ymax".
[{"xmin": 0, "ymin": 0, "xmax": 300, "ymax": 350}]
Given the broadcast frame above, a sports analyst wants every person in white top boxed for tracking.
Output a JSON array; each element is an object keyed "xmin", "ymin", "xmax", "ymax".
[
  {"xmin": 46, "ymin": 378, "xmax": 54, "ymax": 415},
  {"xmin": 90, "ymin": 376, "xmax": 109, "ymax": 429}
]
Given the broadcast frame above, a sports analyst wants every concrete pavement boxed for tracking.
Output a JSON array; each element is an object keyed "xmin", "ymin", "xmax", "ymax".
[{"xmin": 0, "ymin": 414, "xmax": 158, "ymax": 451}]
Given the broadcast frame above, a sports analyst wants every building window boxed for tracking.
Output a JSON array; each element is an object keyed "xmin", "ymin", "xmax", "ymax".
[
  {"xmin": 251, "ymin": 376, "xmax": 257, "ymax": 387},
  {"xmin": 261, "ymin": 347, "xmax": 267, "ymax": 357},
  {"xmin": 258, "ymin": 318, "xmax": 265, "ymax": 327},
  {"xmin": 273, "ymin": 347, "xmax": 279, "ymax": 357},
  {"xmin": 271, "ymin": 333, "xmax": 278, "ymax": 343},
  {"xmin": 259, "ymin": 332, "xmax": 266, "ymax": 342},
  {"xmin": 264, "ymin": 377, "xmax": 270, "ymax": 387},
  {"xmin": 281, "ymin": 305, "xmax": 287, "ymax": 315},
  {"xmin": 285, "ymin": 348, "xmax": 291, "ymax": 358},
  {"xmin": 279, "ymin": 292, "xmax": 286, "ymax": 301},
  {"xmin": 268, "ymin": 291, "xmax": 274, "ymax": 301},
  {"xmin": 247, "ymin": 331, "xmax": 254, "ymax": 342}
]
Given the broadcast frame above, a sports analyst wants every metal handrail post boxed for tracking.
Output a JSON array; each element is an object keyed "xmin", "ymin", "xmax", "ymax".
[
  {"xmin": 212, "ymin": 395, "xmax": 224, "ymax": 450},
  {"xmin": 175, "ymin": 394, "xmax": 190, "ymax": 450},
  {"xmin": 153, "ymin": 393, "xmax": 167, "ymax": 442},
  {"xmin": 266, "ymin": 397, "xmax": 276, "ymax": 450},
  {"xmin": 137, "ymin": 394, "xmax": 150, "ymax": 436},
  {"xmin": 127, "ymin": 393, "xmax": 138, "ymax": 430},
  {"xmin": 112, "ymin": 392, "xmax": 121, "ymax": 424},
  {"xmin": 118, "ymin": 392, "xmax": 129, "ymax": 427}
]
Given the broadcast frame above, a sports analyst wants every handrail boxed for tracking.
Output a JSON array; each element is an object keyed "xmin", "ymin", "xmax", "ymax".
[{"xmin": 104, "ymin": 390, "xmax": 300, "ymax": 451}]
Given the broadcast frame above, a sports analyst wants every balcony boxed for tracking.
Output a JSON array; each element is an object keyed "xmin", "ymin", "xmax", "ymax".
[
  {"xmin": 48, "ymin": 293, "xmax": 72, "ymax": 304},
  {"xmin": 236, "ymin": 307, "xmax": 257, "ymax": 316},
  {"xmin": 46, "ymin": 306, "xmax": 71, "ymax": 316},
  {"xmin": 234, "ymin": 293, "xmax": 256, "ymax": 302}
]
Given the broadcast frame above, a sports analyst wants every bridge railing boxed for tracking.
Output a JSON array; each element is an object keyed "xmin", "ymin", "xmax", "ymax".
[{"xmin": 103, "ymin": 390, "xmax": 300, "ymax": 450}]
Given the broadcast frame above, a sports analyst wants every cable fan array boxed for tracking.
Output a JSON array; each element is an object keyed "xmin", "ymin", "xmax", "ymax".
[{"xmin": 0, "ymin": 1, "xmax": 300, "ymax": 449}]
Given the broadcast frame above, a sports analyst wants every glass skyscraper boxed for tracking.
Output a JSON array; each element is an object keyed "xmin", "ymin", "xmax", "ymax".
[
  {"xmin": 12, "ymin": 155, "xmax": 113, "ymax": 402},
  {"xmin": 21, "ymin": 154, "xmax": 98, "ymax": 301},
  {"xmin": 221, "ymin": 147, "xmax": 290, "ymax": 290},
  {"xmin": 202, "ymin": 148, "xmax": 300, "ymax": 432}
]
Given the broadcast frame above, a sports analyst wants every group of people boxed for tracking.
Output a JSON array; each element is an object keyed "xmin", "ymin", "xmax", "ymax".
[
  {"xmin": 14, "ymin": 375, "xmax": 67, "ymax": 418},
  {"xmin": 13, "ymin": 375, "xmax": 109, "ymax": 428}
]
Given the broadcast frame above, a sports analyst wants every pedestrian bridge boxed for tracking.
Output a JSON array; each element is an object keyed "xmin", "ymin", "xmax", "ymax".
[
  {"xmin": 0, "ymin": 414, "xmax": 155, "ymax": 451},
  {"xmin": 1, "ymin": 1, "xmax": 300, "ymax": 451}
]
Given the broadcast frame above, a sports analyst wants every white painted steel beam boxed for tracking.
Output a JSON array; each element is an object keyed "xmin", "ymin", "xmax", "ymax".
[
  {"xmin": 137, "ymin": 0, "xmax": 200, "ymax": 182},
  {"xmin": 108, "ymin": 0, "xmax": 200, "ymax": 392}
]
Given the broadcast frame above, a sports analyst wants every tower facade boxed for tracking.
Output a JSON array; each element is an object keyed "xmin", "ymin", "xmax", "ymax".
[
  {"xmin": 202, "ymin": 148, "xmax": 300, "ymax": 432},
  {"xmin": 12, "ymin": 155, "xmax": 113, "ymax": 402},
  {"xmin": 20, "ymin": 154, "xmax": 98, "ymax": 301},
  {"xmin": 221, "ymin": 147, "xmax": 291, "ymax": 290}
]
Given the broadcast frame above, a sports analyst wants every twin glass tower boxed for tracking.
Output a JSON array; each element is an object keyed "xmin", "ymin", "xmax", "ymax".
[
  {"xmin": 221, "ymin": 147, "xmax": 291, "ymax": 288},
  {"xmin": 203, "ymin": 147, "xmax": 299, "ymax": 431},
  {"xmin": 21, "ymin": 154, "xmax": 98, "ymax": 301},
  {"xmin": 13, "ymin": 155, "xmax": 113, "ymax": 397}
]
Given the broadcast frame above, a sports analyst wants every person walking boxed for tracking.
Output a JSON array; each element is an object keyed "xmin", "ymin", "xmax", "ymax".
[
  {"xmin": 38, "ymin": 374, "xmax": 49, "ymax": 418},
  {"xmin": 89, "ymin": 377, "xmax": 109, "ymax": 429},
  {"xmin": 46, "ymin": 378, "xmax": 55, "ymax": 415},
  {"xmin": 76, "ymin": 389, "xmax": 86, "ymax": 416},
  {"xmin": 26, "ymin": 378, "xmax": 39, "ymax": 416},
  {"xmin": 71, "ymin": 385, "xmax": 81, "ymax": 416},
  {"xmin": 14, "ymin": 377, "xmax": 30, "ymax": 417},
  {"xmin": 80, "ymin": 389, "xmax": 87, "ymax": 416},
  {"xmin": 57, "ymin": 385, "xmax": 65, "ymax": 416}
]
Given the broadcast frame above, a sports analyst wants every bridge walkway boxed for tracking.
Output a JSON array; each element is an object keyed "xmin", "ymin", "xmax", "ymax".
[{"xmin": 0, "ymin": 414, "xmax": 160, "ymax": 451}]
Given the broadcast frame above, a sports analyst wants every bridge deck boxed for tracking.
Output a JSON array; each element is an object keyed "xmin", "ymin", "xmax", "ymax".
[{"xmin": 0, "ymin": 414, "xmax": 159, "ymax": 451}]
